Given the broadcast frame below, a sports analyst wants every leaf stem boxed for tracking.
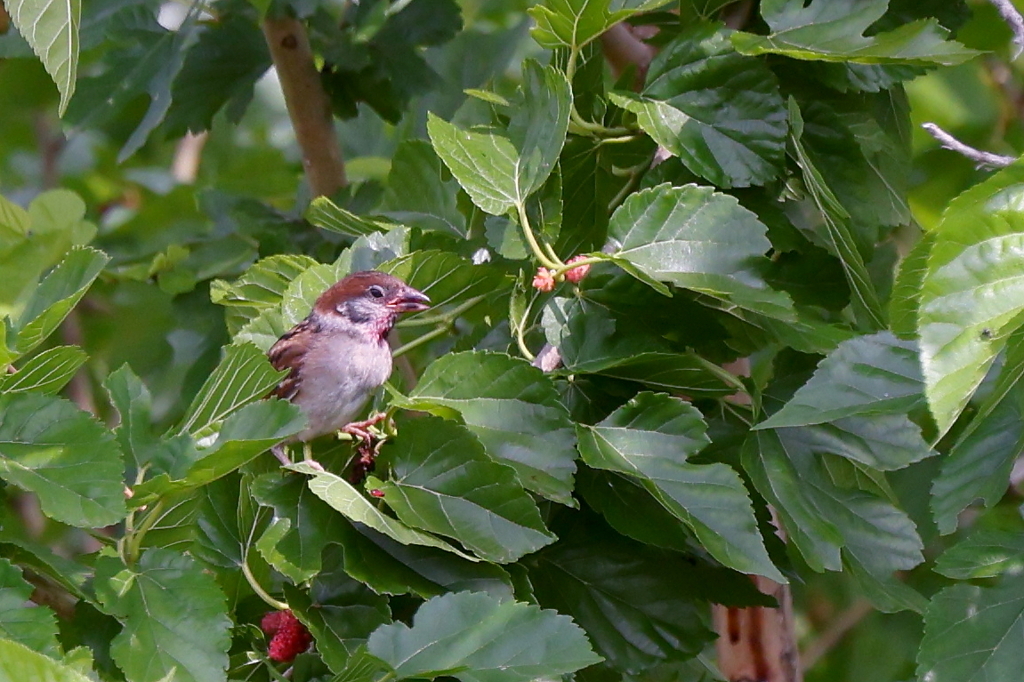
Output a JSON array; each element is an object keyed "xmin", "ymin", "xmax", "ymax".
[
  {"xmin": 124, "ymin": 498, "xmax": 165, "ymax": 565},
  {"xmin": 516, "ymin": 201, "xmax": 563, "ymax": 270},
  {"xmin": 549, "ymin": 256, "xmax": 605, "ymax": 280},
  {"xmin": 242, "ymin": 551, "xmax": 289, "ymax": 611}
]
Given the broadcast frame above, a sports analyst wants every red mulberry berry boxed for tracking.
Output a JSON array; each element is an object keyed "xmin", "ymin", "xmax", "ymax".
[{"xmin": 262, "ymin": 610, "xmax": 312, "ymax": 662}]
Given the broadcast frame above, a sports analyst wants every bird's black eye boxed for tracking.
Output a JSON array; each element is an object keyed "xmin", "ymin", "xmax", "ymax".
[{"xmin": 368, "ymin": 285, "xmax": 385, "ymax": 299}]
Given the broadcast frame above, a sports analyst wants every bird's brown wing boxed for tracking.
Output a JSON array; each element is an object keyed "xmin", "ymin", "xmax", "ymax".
[{"xmin": 267, "ymin": 318, "xmax": 315, "ymax": 400}]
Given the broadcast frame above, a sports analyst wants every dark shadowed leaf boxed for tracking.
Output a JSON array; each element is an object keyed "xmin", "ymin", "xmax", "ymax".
[
  {"xmin": 382, "ymin": 139, "xmax": 466, "ymax": 237},
  {"xmin": 934, "ymin": 529, "xmax": 1024, "ymax": 580}
]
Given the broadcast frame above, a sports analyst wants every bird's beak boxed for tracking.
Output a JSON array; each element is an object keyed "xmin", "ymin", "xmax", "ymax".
[{"xmin": 388, "ymin": 287, "xmax": 430, "ymax": 313}]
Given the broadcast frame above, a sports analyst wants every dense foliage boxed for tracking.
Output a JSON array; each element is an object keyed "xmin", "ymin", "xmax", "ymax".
[{"xmin": 1, "ymin": 1, "xmax": 1023, "ymax": 681}]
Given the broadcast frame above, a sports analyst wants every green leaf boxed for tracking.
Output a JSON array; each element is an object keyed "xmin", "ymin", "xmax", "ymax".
[
  {"xmin": 756, "ymin": 332, "xmax": 924, "ymax": 429},
  {"xmin": 252, "ymin": 473, "xmax": 348, "ymax": 583},
  {"xmin": 378, "ymin": 417, "xmax": 555, "ymax": 563},
  {"xmin": 177, "ymin": 342, "xmax": 288, "ymax": 435},
  {"xmin": 743, "ymin": 429, "xmax": 924, "ymax": 603},
  {"xmin": 132, "ymin": 399, "xmax": 304, "ymax": 505},
  {"xmin": 382, "ymin": 139, "xmax": 466, "ymax": 237},
  {"xmin": 66, "ymin": 5, "xmax": 199, "ymax": 161},
  {"xmin": 104, "ymin": 364, "xmax": 183, "ymax": 471},
  {"xmin": 6, "ymin": 0, "xmax": 80, "ymax": 115},
  {"xmin": 95, "ymin": 548, "xmax": 232, "ymax": 682},
  {"xmin": 337, "ymin": 522, "xmax": 515, "ymax": 600},
  {"xmin": 731, "ymin": 0, "xmax": 979, "ymax": 66},
  {"xmin": 0, "ymin": 346, "xmax": 86, "ymax": 395},
  {"xmin": 0, "ymin": 639, "xmax": 93, "ymax": 682},
  {"xmin": 305, "ymin": 197, "xmax": 398, "ymax": 238},
  {"xmin": 366, "ymin": 591, "xmax": 602, "ymax": 682},
  {"xmin": 918, "ymin": 163, "xmax": 1024, "ymax": 436},
  {"xmin": 291, "ymin": 462, "xmax": 476, "ymax": 559},
  {"xmin": 402, "ymin": 351, "xmax": 578, "ymax": 506},
  {"xmin": 428, "ymin": 60, "xmax": 570, "ymax": 215},
  {"xmin": 788, "ymin": 99, "xmax": 885, "ymax": 330},
  {"xmin": 211, "ymin": 254, "xmax": 318, "ymax": 336},
  {"xmin": 934, "ymin": 529, "xmax": 1024, "ymax": 580},
  {"xmin": 541, "ymin": 295, "xmax": 735, "ymax": 397},
  {"xmin": 0, "ymin": 190, "xmax": 94, "ymax": 325},
  {"xmin": 380, "ymin": 250, "xmax": 507, "ymax": 313},
  {"xmin": 607, "ymin": 183, "xmax": 794, "ymax": 319},
  {"xmin": 783, "ymin": 413, "xmax": 934, "ymax": 472},
  {"xmin": 162, "ymin": 9, "xmax": 271, "ymax": 135},
  {"xmin": 530, "ymin": 522, "xmax": 760, "ymax": 673},
  {"xmin": 931, "ymin": 331, "xmax": 1024, "ymax": 534},
  {"xmin": 889, "ymin": 231, "xmax": 935, "ymax": 338},
  {"xmin": 918, "ymin": 575, "xmax": 1024, "ymax": 682},
  {"xmin": 284, "ymin": 549, "xmax": 391, "ymax": 673},
  {"xmin": 13, "ymin": 246, "xmax": 108, "ymax": 356},
  {"xmin": 0, "ymin": 393, "xmax": 125, "ymax": 528},
  {"xmin": 529, "ymin": 0, "xmax": 665, "ymax": 50},
  {"xmin": 577, "ymin": 392, "xmax": 784, "ymax": 582},
  {"xmin": 0, "ymin": 558, "xmax": 59, "ymax": 656},
  {"xmin": 610, "ymin": 24, "xmax": 786, "ymax": 188},
  {"xmin": 190, "ymin": 474, "xmax": 268, "ymax": 603}
]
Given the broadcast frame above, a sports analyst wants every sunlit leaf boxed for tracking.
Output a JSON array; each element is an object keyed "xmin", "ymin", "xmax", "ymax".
[
  {"xmin": 428, "ymin": 60, "xmax": 570, "ymax": 215},
  {"xmin": 6, "ymin": 0, "xmax": 80, "ymax": 115},
  {"xmin": 529, "ymin": 0, "xmax": 666, "ymax": 50},
  {"xmin": 611, "ymin": 23, "xmax": 786, "ymax": 188},
  {"xmin": 95, "ymin": 549, "xmax": 231, "ymax": 682},
  {"xmin": 732, "ymin": 0, "xmax": 979, "ymax": 66},
  {"xmin": 0, "ymin": 346, "xmax": 86, "ymax": 395},
  {"xmin": 0, "ymin": 393, "xmax": 125, "ymax": 528},
  {"xmin": 366, "ymin": 591, "xmax": 602, "ymax": 682}
]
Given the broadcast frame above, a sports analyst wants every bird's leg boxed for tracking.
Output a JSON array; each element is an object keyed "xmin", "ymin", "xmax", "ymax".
[
  {"xmin": 271, "ymin": 444, "xmax": 291, "ymax": 466},
  {"xmin": 302, "ymin": 442, "xmax": 324, "ymax": 472},
  {"xmin": 343, "ymin": 413, "xmax": 388, "ymax": 484}
]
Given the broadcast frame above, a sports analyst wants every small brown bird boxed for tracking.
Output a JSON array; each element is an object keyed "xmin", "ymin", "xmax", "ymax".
[{"xmin": 268, "ymin": 271, "xmax": 429, "ymax": 468}]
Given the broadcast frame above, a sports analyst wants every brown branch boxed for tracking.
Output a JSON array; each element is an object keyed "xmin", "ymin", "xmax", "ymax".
[
  {"xmin": 800, "ymin": 599, "xmax": 873, "ymax": 670},
  {"xmin": 262, "ymin": 16, "xmax": 346, "ymax": 197},
  {"xmin": 600, "ymin": 23, "xmax": 656, "ymax": 87},
  {"xmin": 713, "ymin": 576, "xmax": 803, "ymax": 682}
]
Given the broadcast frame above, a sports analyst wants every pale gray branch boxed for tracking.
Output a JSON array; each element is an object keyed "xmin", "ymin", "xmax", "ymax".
[
  {"xmin": 921, "ymin": 123, "xmax": 1016, "ymax": 169},
  {"xmin": 990, "ymin": 0, "xmax": 1024, "ymax": 60}
]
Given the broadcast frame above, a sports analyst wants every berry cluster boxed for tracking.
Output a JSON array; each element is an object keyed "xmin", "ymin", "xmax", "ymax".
[
  {"xmin": 261, "ymin": 610, "xmax": 312, "ymax": 663},
  {"xmin": 532, "ymin": 255, "xmax": 592, "ymax": 292}
]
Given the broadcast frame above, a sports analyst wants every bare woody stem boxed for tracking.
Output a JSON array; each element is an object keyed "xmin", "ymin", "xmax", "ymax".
[
  {"xmin": 262, "ymin": 16, "xmax": 346, "ymax": 197},
  {"xmin": 990, "ymin": 0, "xmax": 1024, "ymax": 60},
  {"xmin": 921, "ymin": 123, "xmax": 1016, "ymax": 169}
]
